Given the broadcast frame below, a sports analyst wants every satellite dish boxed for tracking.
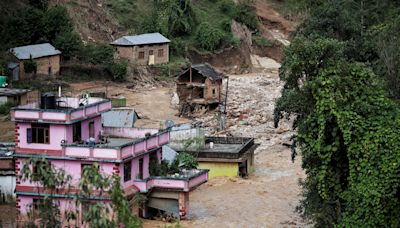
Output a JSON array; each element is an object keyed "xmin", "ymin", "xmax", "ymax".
[{"xmin": 164, "ymin": 119, "xmax": 175, "ymax": 128}]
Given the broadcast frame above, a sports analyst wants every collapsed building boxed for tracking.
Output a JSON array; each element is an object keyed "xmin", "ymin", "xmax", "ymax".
[{"xmin": 177, "ymin": 63, "xmax": 228, "ymax": 116}]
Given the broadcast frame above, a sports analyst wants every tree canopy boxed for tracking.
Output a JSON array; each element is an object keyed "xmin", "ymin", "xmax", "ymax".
[{"xmin": 275, "ymin": 1, "xmax": 400, "ymax": 226}]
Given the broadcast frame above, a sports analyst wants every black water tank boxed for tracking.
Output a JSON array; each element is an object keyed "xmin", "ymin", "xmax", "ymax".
[{"xmin": 41, "ymin": 92, "xmax": 56, "ymax": 109}]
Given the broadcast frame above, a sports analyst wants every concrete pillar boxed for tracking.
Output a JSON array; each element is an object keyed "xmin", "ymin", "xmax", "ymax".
[{"xmin": 178, "ymin": 192, "xmax": 189, "ymax": 219}]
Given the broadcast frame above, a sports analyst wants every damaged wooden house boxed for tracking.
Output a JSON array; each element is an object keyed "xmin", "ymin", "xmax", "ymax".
[{"xmin": 177, "ymin": 63, "xmax": 227, "ymax": 115}]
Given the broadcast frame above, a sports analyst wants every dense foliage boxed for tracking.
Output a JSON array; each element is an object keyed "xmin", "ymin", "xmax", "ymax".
[
  {"xmin": 275, "ymin": 0, "xmax": 400, "ymax": 226},
  {"xmin": 135, "ymin": 0, "xmax": 259, "ymax": 54}
]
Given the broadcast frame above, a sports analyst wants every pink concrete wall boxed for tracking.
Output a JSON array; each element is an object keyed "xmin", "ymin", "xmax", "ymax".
[
  {"xmin": 17, "ymin": 123, "xmax": 68, "ymax": 151},
  {"xmin": 103, "ymin": 127, "xmax": 158, "ymax": 139},
  {"xmin": 18, "ymin": 158, "xmax": 115, "ymax": 188},
  {"xmin": 120, "ymin": 153, "xmax": 152, "ymax": 188},
  {"xmin": 81, "ymin": 116, "xmax": 101, "ymax": 141}
]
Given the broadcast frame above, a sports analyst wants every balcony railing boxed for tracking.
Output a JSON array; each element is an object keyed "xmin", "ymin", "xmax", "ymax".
[
  {"xmin": 11, "ymin": 99, "xmax": 112, "ymax": 123},
  {"xmin": 133, "ymin": 169, "xmax": 209, "ymax": 193},
  {"xmin": 61, "ymin": 130, "xmax": 170, "ymax": 161}
]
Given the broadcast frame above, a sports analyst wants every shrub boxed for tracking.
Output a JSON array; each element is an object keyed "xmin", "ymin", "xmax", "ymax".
[
  {"xmin": 219, "ymin": 0, "xmax": 235, "ymax": 15},
  {"xmin": 0, "ymin": 102, "xmax": 17, "ymax": 115},
  {"xmin": 220, "ymin": 18, "xmax": 232, "ymax": 32},
  {"xmin": 170, "ymin": 38, "xmax": 187, "ymax": 57},
  {"xmin": 108, "ymin": 61, "xmax": 127, "ymax": 81},
  {"xmin": 234, "ymin": 4, "xmax": 259, "ymax": 30},
  {"xmin": 252, "ymin": 35, "xmax": 273, "ymax": 46},
  {"xmin": 82, "ymin": 43, "xmax": 115, "ymax": 65},
  {"xmin": 176, "ymin": 152, "xmax": 198, "ymax": 169},
  {"xmin": 54, "ymin": 30, "xmax": 82, "ymax": 60},
  {"xmin": 23, "ymin": 56, "xmax": 37, "ymax": 74},
  {"xmin": 195, "ymin": 22, "xmax": 223, "ymax": 51}
]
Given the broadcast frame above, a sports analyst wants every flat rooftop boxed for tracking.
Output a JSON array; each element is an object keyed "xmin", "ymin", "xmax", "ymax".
[
  {"xmin": 14, "ymin": 97, "xmax": 109, "ymax": 112},
  {"xmin": 62, "ymin": 137, "xmax": 139, "ymax": 149},
  {"xmin": 174, "ymin": 137, "xmax": 257, "ymax": 160}
]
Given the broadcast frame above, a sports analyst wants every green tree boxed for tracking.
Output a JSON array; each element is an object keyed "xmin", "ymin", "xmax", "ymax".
[
  {"xmin": 275, "ymin": 36, "xmax": 400, "ymax": 226},
  {"xmin": 54, "ymin": 30, "xmax": 82, "ymax": 60},
  {"xmin": 195, "ymin": 22, "xmax": 223, "ymax": 51},
  {"xmin": 41, "ymin": 6, "xmax": 73, "ymax": 42}
]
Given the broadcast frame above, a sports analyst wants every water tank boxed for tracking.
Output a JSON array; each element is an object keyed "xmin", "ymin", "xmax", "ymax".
[{"xmin": 41, "ymin": 92, "xmax": 56, "ymax": 109}]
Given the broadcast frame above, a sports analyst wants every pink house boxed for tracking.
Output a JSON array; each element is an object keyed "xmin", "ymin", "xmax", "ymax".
[{"xmin": 11, "ymin": 95, "xmax": 208, "ymax": 224}]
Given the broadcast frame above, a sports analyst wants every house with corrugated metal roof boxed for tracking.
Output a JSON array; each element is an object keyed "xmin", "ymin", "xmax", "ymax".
[
  {"xmin": 9, "ymin": 43, "xmax": 61, "ymax": 80},
  {"xmin": 111, "ymin": 33, "xmax": 170, "ymax": 65}
]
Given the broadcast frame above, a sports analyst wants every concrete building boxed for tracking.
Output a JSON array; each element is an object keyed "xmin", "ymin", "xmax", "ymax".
[
  {"xmin": 177, "ymin": 63, "xmax": 227, "ymax": 114},
  {"xmin": 11, "ymin": 95, "xmax": 208, "ymax": 225},
  {"xmin": 0, "ymin": 142, "xmax": 15, "ymax": 203},
  {"xmin": 111, "ymin": 33, "xmax": 170, "ymax": 65},
  {"xmin": 9, "ymin": 43, "xmax": 61, "ymax": 80},
  {"xmin": 173, "ymin": 136, "xmax": 258, "ymax": 179}
]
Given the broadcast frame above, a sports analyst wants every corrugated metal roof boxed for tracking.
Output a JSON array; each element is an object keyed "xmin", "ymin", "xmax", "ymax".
[
  {"xmin": 111, "ymin": 33, "xmax": 170, "ymax": 46},
  {"xmin": 10, "ymin": 43, "xmax": 61, "ymax": 60},
  {"xmin": 0, "ymin": 88, "xmax": 31, "ymax": 96},
  {"xmin": 102, "ymin": 108, "xmax": 140, "ymax": 127},
  {"xmin": 192, "ymin": 63, "xmax": 223, "ymax": 80}
]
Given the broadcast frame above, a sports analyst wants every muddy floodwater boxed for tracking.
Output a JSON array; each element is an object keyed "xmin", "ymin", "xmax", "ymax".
[{"xmin": 145, "ymin": 60, "xmax": 307, "ymax": 227}]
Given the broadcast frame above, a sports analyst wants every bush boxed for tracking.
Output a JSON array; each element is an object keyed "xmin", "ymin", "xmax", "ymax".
[
  {"xmin": 195, "ymin": 22, "xmax": 224, "ymax": 51},
  {"xmin": 219, "ymin": 0, "xmax": 236, "ymax": 15},
  {"xmin": 81, "ymin": 43, "xmax": 115, "ymax": 65},
  {"xmin": 252, "ymin": 35, "xmax": 273, "ymax": 46},
  {"xmin": 220, "ymin": 18, "xmax": 232, "ymax": 32},
  {"xmin": 176, "ymin": 152, "xmax": 198, "ymax": 169},
  {"xmin": 108, "ymin": 61, "xmax": 127, "ymax": 81},
  {"xmin": 23, "ymin": 56, "xmax": 37, "ymax": 74},
  {"xmin": 54, "ymin": 30, "xmax": 82, "ymax": 60},
  {"xmin": 234, "ymin": 4, "xmax": 259, "ymax": 30},
  {"xmin": 0, "ymin": 102, "xmax": 17, "ymax": 115},
  {"xmin": 170, "ymin": 38, "xmax": 187, "ymax": 57}
]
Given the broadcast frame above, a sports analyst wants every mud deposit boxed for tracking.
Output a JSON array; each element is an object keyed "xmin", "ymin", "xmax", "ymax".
[{"xmin": 145, "ymin": 60, "xmax": 307, "ymax": 228}]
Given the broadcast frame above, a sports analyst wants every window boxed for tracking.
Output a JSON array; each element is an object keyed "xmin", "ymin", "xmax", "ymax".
[
  {"xmin": 73, "ymin": 122, "xmax": 81, "ymax": 142},
  {"xmin": 158, "ymin": 49, "xmax": 164, "ymax": 57},
  {"xmin": 138, "ymin": 158, "xmax": 143, "ymax": 179},
  {"xmin": 89, "ymin": 122, "xmax": 95, "ymax": 138},
  {"xmin": 212, "ymin": 88, "xmax": 216, "ymax": 96},
  {"xmin": 28, "ymin": 123, "xmax": 50, "ymax": 144},
  {"xmin": 149, "ymin": 50, "xmax": 154, "ymax": 56},
  {"xmin": 124, "ymin": 161, "xmax": 131, "ymax": 182},
  {"xmin": 138, "ymin": 51, "xmax": 145, "ymax": 59}
]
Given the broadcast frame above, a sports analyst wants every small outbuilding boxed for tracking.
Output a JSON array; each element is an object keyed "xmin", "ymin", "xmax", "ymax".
[
  {"xmin": 172, "ymin": 136, "xmax": 258, "ymax": 179},
  {"xmin": 111, "ymin": 33, "xmax": 170, "ymax": 65},
  {"xmin": 177, "ymin": 63, "xmax": 225, "ymax": 108},
  {"xmin": 9, "ymin": 43, "xmax": 61, "ymax": 80},
  {"xmin": 0, "ymin": 88, "xmax": 38, "ymax": 106}
]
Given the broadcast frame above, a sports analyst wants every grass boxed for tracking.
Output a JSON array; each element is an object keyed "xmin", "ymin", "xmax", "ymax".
[
  {"xmin": 252, "ymin": 35, "xmax": 274, "ymax": 47},
  {"xmin": 105, "ymin": 0, "xmax": 154, "ymax": 32}
]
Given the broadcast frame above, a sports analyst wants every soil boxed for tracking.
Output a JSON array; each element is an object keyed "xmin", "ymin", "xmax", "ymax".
[
  {"xmin": 143, "ymin": 57, "xmax": 306, "ymax": 228},
  {"xmin": 0, "ymin": 116, "xmax": 14, "ymax": 142},
  {"xmin": 67, "ymin": 81, "xmax": 190, "ymax": 128}
]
